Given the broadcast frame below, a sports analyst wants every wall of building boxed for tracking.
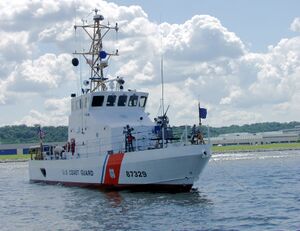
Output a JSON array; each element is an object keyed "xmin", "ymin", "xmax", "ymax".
[
  {"xmin": 0, "ymin": 142, "xmax": 65, "ymax": 155},
  {"xmin": 210, "ymin": 128, "xmax": 300, "ymax": 146}
]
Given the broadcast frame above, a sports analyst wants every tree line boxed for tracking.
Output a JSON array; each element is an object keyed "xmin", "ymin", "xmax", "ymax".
[
  {"xmin": 0, "ymin": 125, "xmax": 67, "ymax": 144},
  {"xmin": 0, "ymin": 121, "xmax": 299, "ymax": 144}
]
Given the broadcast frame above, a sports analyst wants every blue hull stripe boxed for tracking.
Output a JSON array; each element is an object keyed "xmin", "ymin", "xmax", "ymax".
[{"xmin": 100, "ymin": 154, "xmax": 109, "ymax": 184}]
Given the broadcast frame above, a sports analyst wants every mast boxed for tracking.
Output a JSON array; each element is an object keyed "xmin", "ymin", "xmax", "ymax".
[
  {"xmin": 161, "ymin": 57, "xmax": 165, "ymax": 117},
  {"xmin": 161, "ymin": 56, "xmax": 165, "ymax": 148},
  {"xmin": 73, "ymin": 9, "xmax": 119, "ymax": 92}
]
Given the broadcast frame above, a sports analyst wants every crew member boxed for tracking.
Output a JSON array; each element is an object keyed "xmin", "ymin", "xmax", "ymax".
[
  {"xmin": 70, "ymin": 139, "xmax": 75, "ymax": 156},
  {"xmin": 191, "ymin": 124, "xmax": 197, "ymax": 144},
  {"xmin": 197, "ymin": 132, "xmax": 205, "ymax": 144},
  {"xmin": 127, "ymin": 133, "xmax": 134, "ymax": 152},
  {"xmin": 124, "ymin": 125, "xmax": 134, "ymax": 152}
]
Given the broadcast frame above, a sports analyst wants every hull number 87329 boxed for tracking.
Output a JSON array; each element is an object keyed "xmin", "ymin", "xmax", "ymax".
[{"xmin": 126, "ymin": 170, "xmax": 147, "ymax": 177}]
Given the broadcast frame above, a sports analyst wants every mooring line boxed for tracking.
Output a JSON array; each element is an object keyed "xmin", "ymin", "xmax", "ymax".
[{"xmin": 210, "ymin": 155, "xmax": 259, "ymax": 200}]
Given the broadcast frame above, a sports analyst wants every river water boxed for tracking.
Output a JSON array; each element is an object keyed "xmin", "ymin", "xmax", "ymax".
[{"xmin": 0, "ymin": 150, "xmax": 299, "ymax": 230}]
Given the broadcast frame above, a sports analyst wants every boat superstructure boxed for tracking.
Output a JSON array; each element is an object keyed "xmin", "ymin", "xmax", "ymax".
[{"xmin": 29, "ymin": 9, "xmax": 211, "ymax": 192}]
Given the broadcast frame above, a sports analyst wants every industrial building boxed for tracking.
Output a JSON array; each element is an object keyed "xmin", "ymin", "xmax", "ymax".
[{"xmin": 210, "ymin": 126, "xmax": 300, "ymax": 146}]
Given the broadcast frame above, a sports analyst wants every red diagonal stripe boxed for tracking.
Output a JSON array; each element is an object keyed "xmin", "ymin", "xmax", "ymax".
[{"xmin": 104, "ymin": 153, "xmax": 124, "ymax": 185}]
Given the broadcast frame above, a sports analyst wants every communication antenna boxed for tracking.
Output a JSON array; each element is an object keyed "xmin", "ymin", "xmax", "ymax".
[
  {"xmin": 161, "ymin": 56, "xmax": 165, "ymax": 148},
  {"xmin": 159, "ymin": 18, "xmax": 166, "ymax": 149},
  {"xmin": 161, "ymin": 57, "xmax": 165, "ymax": 117}
]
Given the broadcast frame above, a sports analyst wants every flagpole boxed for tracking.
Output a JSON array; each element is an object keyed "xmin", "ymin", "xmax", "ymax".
[
  {"xmin": 39, "ymin": 125, "xmax": 44, "ymax": 160},
  {"xmin": 198, "ymin": 102, "xmax": 201, "ymax": 126}
]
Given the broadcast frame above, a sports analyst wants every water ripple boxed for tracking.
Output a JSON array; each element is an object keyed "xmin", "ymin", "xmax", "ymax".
[{"xmin": 0, "ymin": 150, "xmax": 300, "ymax": 230}]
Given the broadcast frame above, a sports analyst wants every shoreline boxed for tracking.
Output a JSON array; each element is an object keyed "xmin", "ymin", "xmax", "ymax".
[
  {"xmin": 213, "ymin": 147, "xmax": 300, "ymax": 154},
  {"xmin": 0, "ymin": 158, "xmax": 29, "ymax": 163}
]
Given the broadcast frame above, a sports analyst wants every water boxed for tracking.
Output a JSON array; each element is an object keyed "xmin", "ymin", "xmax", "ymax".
[{"xmin": 0, "ymin": 150, "xmax": 299, "ymax": 230}]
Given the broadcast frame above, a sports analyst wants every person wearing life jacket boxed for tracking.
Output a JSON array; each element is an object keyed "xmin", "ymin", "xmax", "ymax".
[
  {"xmin": 191, "ymin": 124, "xmax": 197, "ymax": 144},
  {"xmin": 70, "ymin": 138, "xmax": 75, "ymax": 156},
  {"xmin": 127, "ymin": 133, "xmax": 135, "ymax": 152},
  {"xmin": 124, "ymin": 125, "xmax": 134, "ymax": 152},
  {"xmin": 197, "ymin": 132, "xmax": 205, "ymax": 144}
]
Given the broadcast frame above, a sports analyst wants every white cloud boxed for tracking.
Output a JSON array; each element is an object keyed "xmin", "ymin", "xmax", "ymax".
[
  {"xmin": 162, "ymin": 15, "xmax": 246, "ymax": 62},
  {"xmin": 143, "ymin": 83, "xmax": 200, "ymax": 125},
  {"xmin": 220, "ymin": 86, "xmax": 242, "ymax": 105},
  {"xmin": 1, "ymin": 0, "xmax": 300, "ymax": 127},
  {"xmin": 38, "ymin": 21, "xmax": 74, "ymax": 42},
  {"xmin": 211, "ymin": 110, "xmax": 263, "ymax": 127},
  {"xmin": 16, "ymin": 97, "xmax": 70, "ymax": 126},
  {"xmin": 7, "ymin": 53, "xmax": 76, "ymax": 93},
  {"xmin": 116, "ymin": 14, "xmax": 246, "ymax": 90},
  {"xmin": 45, "ymin": 97, "xmax": 69, "ymax": 112},
  {"xmin": 290, "ymin": 17, "xmax": 300, "ymax": 32},
  {"xmin": 0, "ymin": 80, "xmax": 7, "ymax": 104},
  {"xmin": 0, "ymin": 30, "xmax": 32, "ymax": 61},
  {"xmin": 33, "ymin": 0, "xmax": 61, "ymax": 18}
]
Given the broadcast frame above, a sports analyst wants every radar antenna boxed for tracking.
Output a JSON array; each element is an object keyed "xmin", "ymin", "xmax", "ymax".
[{"xmin": 73, "ymin": 9, "xmax": 119, "ymax": 92}]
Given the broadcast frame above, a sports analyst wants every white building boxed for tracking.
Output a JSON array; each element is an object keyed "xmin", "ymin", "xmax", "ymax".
[{"xmin": 210, "ymin": 126, "xmax": 300, "ymax": 146}]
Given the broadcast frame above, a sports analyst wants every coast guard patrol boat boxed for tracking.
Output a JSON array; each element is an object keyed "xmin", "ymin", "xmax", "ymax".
[{"xmin": 29, "ymin": 10, "xmax": 211, "ymax": 192}]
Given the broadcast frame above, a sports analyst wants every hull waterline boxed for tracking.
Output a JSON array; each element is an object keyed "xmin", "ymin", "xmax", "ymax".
[{"xmin": 30, "ymin": 180, "xmax": 193, "ymax": 193}]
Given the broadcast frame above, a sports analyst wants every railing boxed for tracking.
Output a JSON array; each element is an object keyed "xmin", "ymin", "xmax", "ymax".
[{"xmin": 39, "ymin": 127, "xmax": 208, "ymax": 161}]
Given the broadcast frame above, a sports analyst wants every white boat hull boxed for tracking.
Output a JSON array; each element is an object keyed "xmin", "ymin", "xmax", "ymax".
[{"xmin": 29, "ymin": 144, "xmax": 211, "ymax": 192}]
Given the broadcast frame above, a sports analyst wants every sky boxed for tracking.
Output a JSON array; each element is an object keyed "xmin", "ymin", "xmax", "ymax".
[{"xmin": 0, "ymin": 0, "xmax": 300, "ymax": 127}]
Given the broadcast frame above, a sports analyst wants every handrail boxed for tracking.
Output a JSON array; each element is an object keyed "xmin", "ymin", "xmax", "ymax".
[{"xmin": 37, "ymin": 126, "xmax": 209, "ymax": 161}]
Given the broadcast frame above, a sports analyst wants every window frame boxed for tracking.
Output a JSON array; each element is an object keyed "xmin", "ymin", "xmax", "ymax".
[
  {"xmin": 91, "ymin": 95, "xmax": 105, "ymax": 107},
  {"xmin": 139, "ymin": 96, "xmax": 147, "ymax": 107},
  {"xmin": 106, "ymin": 95, "xmax": 117, "ymax": 107},
  {"xmin": 117, "ymin": 95, "xmax": 128, "ymax": 106},
  {"xmin": 128, "ymin": 94, "xmax": 139, "ymax": 107}
]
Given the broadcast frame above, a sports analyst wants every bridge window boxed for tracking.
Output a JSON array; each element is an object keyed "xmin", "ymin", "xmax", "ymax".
[
  {"xmin": 139, "ymin": 96, "xmax": 147, "ymax": 107},
  {"xmin": 107, "ymin": 95, "xmax": 116, "ymax": 106},
  {"xmin": 92, "ymin": 96, "xmax": 104, "ymax": 107},
  {"xmin": 128, "ymin": 95, "xmax": 138, "ymax": 107},
  {"xmin": 118, "ymin": 95, "xmax": 127, "ymax": 106}
]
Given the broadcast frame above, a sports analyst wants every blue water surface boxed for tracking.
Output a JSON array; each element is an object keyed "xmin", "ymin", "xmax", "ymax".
[{"xmin": 0, "ymin": 150, "xmax": 299, "ymax": 230}]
